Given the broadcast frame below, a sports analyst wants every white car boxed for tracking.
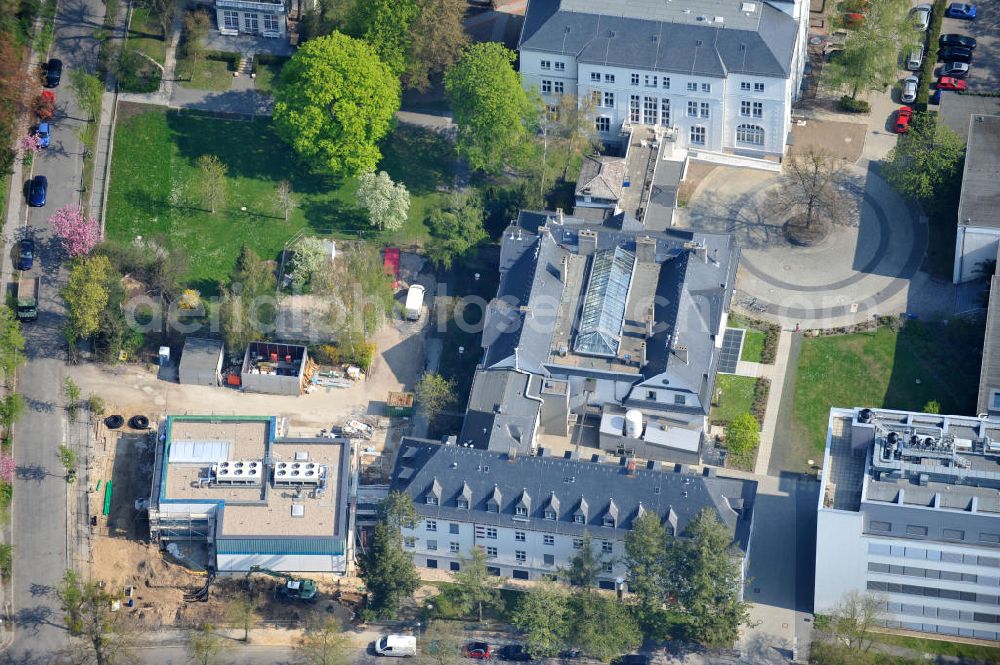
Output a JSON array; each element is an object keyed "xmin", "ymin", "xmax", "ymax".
[
  {"xmin": 912, "ymin": 3, "xmax": 933, "ymax": 30},
  {"xmin": 901, "ymin": 75, "xmax": 919, "ymax": 103}
]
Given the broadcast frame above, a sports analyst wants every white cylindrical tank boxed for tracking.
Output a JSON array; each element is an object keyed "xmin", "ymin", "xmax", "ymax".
[{"xmin": 624, "ymin": 409, "xmax": 643, "ymax": 438}]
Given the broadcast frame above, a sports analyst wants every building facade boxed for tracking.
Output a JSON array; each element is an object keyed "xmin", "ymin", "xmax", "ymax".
[
  {"xmin": 392, "ymin": 438, "xmax": 757, "ymax": 587},
  {"xmin": 214, "ymin": 0, "xmax": 288, "ymax": 37},
  {"xmin": 518, "ymin": 0, "xmax": 810, "ymax": 158},
  {"xmin": 815, "ymin": 408, "xmax": 1000, "ymax": 641}
]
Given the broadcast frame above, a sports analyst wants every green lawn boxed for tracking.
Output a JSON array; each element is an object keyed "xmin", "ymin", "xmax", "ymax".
[
  {"xmin": 126, "ymin": 7, "xmax": 167, "ymax": 65},
  {"xmin": 740, "ymin": 329, "xmax": 765, "ymax": 362},
  {"xmin": 105, "ymin": 107, "xmax": 451, "ymax": 293},
  {"xmin": 872, "ymin": 632, "xmax": 1000, "ymax": 662},
  {"xmin": 711, "ymin": 374, "xmax": 758, "ymax": 425},
  {"xmin": 176, "ymin": 57, "xmax": 232, "ymax": 92},
  {"xmin": 792, "ymin": 320, "xmax": 983, "ymax": 455},
  {"xmin": 253, "ymin": 62, "xmax": 282, "ymax": 95}
]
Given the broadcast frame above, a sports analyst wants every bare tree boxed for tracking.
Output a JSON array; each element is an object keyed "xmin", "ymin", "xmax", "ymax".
[
  {"xmin": 187, "ymin": 623, "xmax": 227, "ymax": 665},
  {"xmin": 418, "ymin": 620, "xmax": 465, "ymax": 665},
  {"xmin": 196, "ymin": 154, "xmax": 228, "ymax": 214},
  {"xmin": 296, "ymin": 619, "xmax": 349, "ymax": 665},
  {"xmin": 227, "ymin": 592, "xmax": 259, "ymax": 642},
  {"xmin": 57, "ymin": 569, "xmax": 137, "ymax": 665},
  {"xmin": 776, "ymin": 148, "xmax": 854, "ymax": 243},
  {"xmin": 828, "ymin": 590, "xmax": 886, "ymax": 652},
  {"xmin": 274, "ymin": 179, "xmax": 295, "ymax": 221}
]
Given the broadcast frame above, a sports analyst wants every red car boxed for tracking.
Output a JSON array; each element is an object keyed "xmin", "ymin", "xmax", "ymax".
[
  {"xmin": 466, "ymin": 642, "xmax": 493, "ymax": 659},
  {"xmin": 895, "ymin": 106, "xmax": 913, "ymax": 133},
  {"xmin": 937, "ymin": 76, "xmax": 967, "ymax": 91}
]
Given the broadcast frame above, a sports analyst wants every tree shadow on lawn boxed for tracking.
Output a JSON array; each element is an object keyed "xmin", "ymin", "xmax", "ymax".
[
  {"xmin": 298, "ymin": 196, "xmax": 369, "ymax": 238},
  {"xmin": 378, "ymin": 124, "xmax": 455, "ymax": 196}
]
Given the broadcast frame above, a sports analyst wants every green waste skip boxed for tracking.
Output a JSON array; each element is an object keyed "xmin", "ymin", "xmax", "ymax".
[{"xmin": 103, "ymin": 480, "xmax": 112, "ymax": 516}]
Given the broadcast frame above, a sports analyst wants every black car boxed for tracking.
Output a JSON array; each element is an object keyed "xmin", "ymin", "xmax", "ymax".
[
  {"xmin": 939, "ymin": 33, "xmax": 977, "ymax": 49},
  {"xmin": 17, "ymin": 238, "xmax": 34, "ymax": 271},
  {"xmin": 938, "ymin": 45, "xmax": 974, "ymax": 63},
  {"xmin": 497, "ymin": 645, "xmax": 533, "ymax": 662},
  {"xmin": 44, "ymin": 58, "xmax": 62, "ymax": 87},
  {"xmin": 612, "ymin": 656, "xmax": 650, "ymax": 665},
  {"xmin": 27, "ymin": 175, "xmax": 47, "ymax": 207}
]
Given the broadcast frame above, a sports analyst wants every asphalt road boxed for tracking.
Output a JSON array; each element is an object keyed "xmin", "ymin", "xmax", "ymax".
[{"xmin": 3, "ymin": 0, "xmax": 104, "ymax": 660}]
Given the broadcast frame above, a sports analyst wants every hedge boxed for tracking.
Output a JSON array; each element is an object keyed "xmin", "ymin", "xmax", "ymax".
[
  {"xmin": 206, "ymin": 50, "xmax": 240, "ymax": 71},
  {"xmin": 252, "ymin": 53, "xmax": 289, "ymax": 73},
  {"xmin": 915, "ymin": 0, "xmax": 946, "ymax": 111},
  {"xmin": 839, "ymin": 95, "xmax": 871, "ymax": 113}
]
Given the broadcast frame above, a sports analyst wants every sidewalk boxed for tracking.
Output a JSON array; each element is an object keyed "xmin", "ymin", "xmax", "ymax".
[{"xmin": 753, "ymin": 330, "xmax": 793, "ymax": 476}]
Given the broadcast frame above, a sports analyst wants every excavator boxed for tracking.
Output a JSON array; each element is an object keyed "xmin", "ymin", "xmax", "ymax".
[{"xmin": 246, "ymin": 566, "xmax": 318, "ymax": 601}]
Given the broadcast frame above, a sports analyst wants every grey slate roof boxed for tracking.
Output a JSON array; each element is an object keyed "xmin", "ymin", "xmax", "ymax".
[
  {"xmin": 520, "ymin": 0, "xmax": 799, "ymax": 79},
  {"xmin": 958, "ymin": 115, "xmax": 1000, "ymax": 231},
  {"xmin": 459, "ymin": 368, "xmax": 543, "ymax": 452},
  {"xmin": 576, "ymin": 156, "xmax": 626, "ymax": 201},
  {"xmin": 391, "ymin": 438, "xmax": 756, "ymax": 551},
  {"xmin": 978, "ymin": 253, "xmax": 1000, "ymax": 416}
]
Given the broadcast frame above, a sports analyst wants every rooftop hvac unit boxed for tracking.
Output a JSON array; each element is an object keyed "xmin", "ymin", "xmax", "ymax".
[
  {"xmin": 212, "ymin": 460, "xmax": 263, "ymax": 485},
  {"xmin": 273, "ymin": 461, "xmax": 327, "ymax": 485}
]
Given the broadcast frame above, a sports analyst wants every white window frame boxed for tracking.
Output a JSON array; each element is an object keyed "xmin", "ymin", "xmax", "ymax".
[
  {"xmin": 555, "ymin": 61, "xmax": 566, "ymax": 71},
  {"xmin": 262, "ymin": 13, "xmax": 278, "ymax": 33},
  {"xmin": 540, "ymin": 60, "xmax": 551, "ymax": 70},
  {"xmin": 643, "ymin": 96, "xmax": 657, "ymax": 124},
  {"xmin": 690, "ymin": 125, "xmax": 706, "ymax": 145},
  {"xmin": 740, "ymin": 81, "xmax": 751, "ymax": 91},
  {"xmin": 644, "ymin": 74, "xmax": 658, "ymax": 87},
  {"xmin": 701, "ymin": 82, "xmax": 711, "ymax": 92},
  {"xmin": 603, "ymin": 91, "xmax": 615, "ymax": 108},
  {"xmin": 752, "ymin": 101, "xmax": 763, "ymax": 118},
  {"xmin": 662, "ymin": 77, "xmax": 670, "ymax": 90},
  {"xmin": 553, "ymin": 81, "xmax": 565, "ymax": 94},
  {"xmin": 687, "ymin": 101, "xmax": 698, "ymax": 117},
  {"xmin": 686, "ymin": 82, "xmax": 697, "ymax": 91},
  {"xmin": 222, "ymin": 10, "xmax": 239, "ymax": 30},
  {"xmin": 596, "ymin": 116, "xmax": 610, "ymax": 132},
  {"xmin": 541, "ymin": 80, "xmax": 552, "ymax": 94},
  {"xmin": 591, "ymin": 72, "xmax": 601, "ymax": 82},
  {"xmin": 699, "ymin": 102, "xmax": 710, "ymax": 118},
  {"xmin": 631, "ymin": 73, "xmax": 640, "ymax": 86},
  {"xmin": 740, "ymin": 100, "xmax": 752, "ymax": 117},
  {"xmin": 735, "ymin": 124, "xmax": 764, "ymax": 146},
  {"xmin": 754, "ymin": 82, "xmax": 765, "ymax": 92},
  {"xmin": 660, "ymin": 98, "xmax": 670, "ymax": 126},
  {"xmin": 604, "ymin": 73, "xmax": 615, "ymax": 83},
  {"xmin": 629, "ymin": 95, "xmax": 640, "ymax": 123}
]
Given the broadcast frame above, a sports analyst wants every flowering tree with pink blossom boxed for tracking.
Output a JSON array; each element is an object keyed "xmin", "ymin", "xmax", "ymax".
[
  {"xmin": 17, "ymin": 133, "xmax": 42, "ymax": 158},
  {"xmin": 0, "ymin": 455, "xmax": 13, "ymax": 484},
  {"xmin": 50, "ymin": 206, "xmax": 103, "ymax": 257}
]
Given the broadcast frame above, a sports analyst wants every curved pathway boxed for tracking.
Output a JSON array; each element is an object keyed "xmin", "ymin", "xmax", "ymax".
[{"xmin": 677, "ymin": 162, "xmax": 927, "ymax": 328}]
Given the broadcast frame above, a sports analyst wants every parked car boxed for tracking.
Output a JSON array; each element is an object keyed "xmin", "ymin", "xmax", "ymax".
[
  {"xmin": 27, "ymin": 175, "xmax": 47, "ymax": 207},
  {"xmin": 941, "ymin": 61, "xmax": 971, "ymax": 78},
  {"xmin": 907, "ymin": 44, "xmax": 925, "ymax": 70},
  {"xmin": 945, "ymin": 2, "xmax": 977, "ymax": 19},
  {"xmin": 901, "ymin": 76, "xmax": 919, "ymax": 103},
  {"xmin": 895, "ymin": 106, "xmax": 913, "ymax": 133},
  {"xmin": 937, "ymin": 76, "xmax": 968, "ymax": 91},
  {"xmin": 911, "ymin": 3, "xmax": 932, "ymax": 30},
  {"xmin": 16, "ymin": 238, "xmax": 34, "ymax": 271},
  {"xmin": 939, "ymin": 33, "xmax": 977, "ymax": 49},
  {"xmin": 466, "ymin": 643, "xmax": 493, "ymax": 659},
  {"xmin": 374, "ymin": 635, "xmax": 417, "ymax": 658},
  {"xmin": 34, "ymin": 122, "xmax": 50, "ymax": 148},
  {"xmin": 612, "ymin": 656, "xmax": 650, "ymax": 665},
  {"xmin": 44, "ymin": 58, "xmax": 62, "ymax": 87},
  {"xmin": 498, "ymin": 645, "xmax": 534, "ymax": 662},
  {"xmin": 938, "ymin": 45, "xmax": 974, "ymax": 63}
]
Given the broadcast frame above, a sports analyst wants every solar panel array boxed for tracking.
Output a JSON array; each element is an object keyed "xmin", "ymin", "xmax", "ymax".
[{"xmin": 717, "ymin": 328, "xmax": 745, "ymax": 374}]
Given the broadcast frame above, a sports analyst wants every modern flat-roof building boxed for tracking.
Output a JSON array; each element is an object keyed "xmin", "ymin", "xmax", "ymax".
[
  {"xmin": 149, "ymin": 415, "xmax": 353, "ymax": 573},
  {"xmin": 460, "ymin": 209, "xmax": 737, "ymax": 463},
  {"xmin": 518, "ymin": 0, "xmax": 810, "ymax": 159},
  {"xmin": 815, "ymin": 407, "xmax": 1000, "ymax": 641},
  {"xmin": 178, "ymin": 337, "xmax": 225, "ymax": 387},
  {"xmin": 953, "ymin": 115, "xmax": 1000, "ymax": 283},
  {"xmin": 215, "ymin": 0, "xmax": 288, "ymax": 37},
  {"xmin": 391, "ymin": 437, "xmax": 757, "ymax": 586},
  {"xmin": 241, "ymin": 341, "xmax": 309, "ymax": 396}
]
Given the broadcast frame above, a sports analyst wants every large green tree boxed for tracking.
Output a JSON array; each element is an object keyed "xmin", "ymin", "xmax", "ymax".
[
  {"xmin": 823, "ymin": 0, "xmax": 921, "ymax": 100},
  {"xmin": 567, "ymin": 592, "xmax": 641, "ymax": 663},
  {"xmin": 425, "ymin": 190, "xmax": 487, "ymax": 269},
  {"xmin": 358, "ymin": 492, "xmax": 420, "ymax": 618},
  {"xmin": 623, "ymin": 511, "xmax": 669, "ymax": 638},
  {"xmin": 406, "ymin": 0, "xmax": 468, "ymax": 91},
  {"xmin": 346, "ymin": 0, "xmax": 419, "ymax": 77},
  {"xmin": 882, "ymin": 112, "xmax": 965, "ymax": 201},
  {"xmin": 444, "ymin": 43, "xmax": 538, "ymax": 173},
  {"xmin": 662, "ymin": 509, "xmax": 753, "ymax": 649},
  {"xmin": 63, "ymin": 254, "xmax": 113, "ymax": 341},
  {"xmin": 452, "ymin": 548, "xmax": 502, "ymax": 622},
  {"xmin": 565, "ymin": 532, "xmax": 602, "ymax": 589},
  {"xmin": 58, "ymin": 569, "xmax": 136, "ymax": 665},
  {"xmin": 273, "ymin": 32, "xmax": 400, "ymax": 176},
  {"xmin": 510, "ymin": 583, "xmax": 570, "ymax": 657},
  {"xmin": 0, "ymin": 305, "xmax": 25, "ymax": 381}
]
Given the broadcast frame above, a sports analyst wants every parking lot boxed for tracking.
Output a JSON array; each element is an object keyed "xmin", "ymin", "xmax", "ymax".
[{"xmin": 937, "ymin": 1, "xmax": 1000, "ymax": 136}]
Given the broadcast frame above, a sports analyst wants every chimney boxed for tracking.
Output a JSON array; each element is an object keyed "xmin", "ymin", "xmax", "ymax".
[
  {"xmin": 639, "ymin": 342, "xmax": 647, "ymax": 366},
  {"xmin": 645, "ymin": 304, "xmax": 655, "ymax": 337},
  {"xmin": 673, "ymin": 344, "xmax": 689, "ymax": 364},
  {"xmin": 561, "ymin": 255, "xmax": 569, "ymax": 282},
  {"xmin": 578, "ymin": 229, "xmax": 598, "ymax": 256},
  {"xmin": 556, "ymin": 207, "xmax": 564, "ymax": 224},
  {"xmin": 636, "ymin": 236, "xmax": 657, "ymax": 263},
  {"xmin": 696, "ymin": 243, "xmax": 708, "ymax": 263}
]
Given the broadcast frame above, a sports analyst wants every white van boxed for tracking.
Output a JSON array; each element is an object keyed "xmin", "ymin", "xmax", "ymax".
[
  {"xmin": 375, "ymin": 634, "xmax": 417, "ymax": 657},
  {"xmin": 906, "ymin": 45, "xmax": 924, "ymax": 71}
]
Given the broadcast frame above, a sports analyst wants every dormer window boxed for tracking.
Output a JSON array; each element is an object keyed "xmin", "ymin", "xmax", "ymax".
[
  {"xmin": 487, "ymin": 502, "xmax": 499, "ymax": 513},
  {"xmin": 544, "ymin": 510, "xmax": 556, "ymax": 520},
  {"xmin": 426, "ymin": 496, "xmax": 439, "ymax": 506},
  {"xmin": 603, "ymin": 499, "xmax": 619, "ymax": 528},
  {"xmin": 425, "ymin": 478, "xmax": 442, "ymax": 507},
  {"xmin": 515, "ymin": 489, "xmax": 532, "ymax": 518},
  {"xmin": 457, "ymin": 499, "xmax": 469, "ymax": 509},
  {"xmin": 487, "ymin": 485, "xmax": 502, "ymax": 513},
  {"xmin": 516, "ymin": 505, "xmax": 527, "ymax": 516},
  {"xmin": 602, "ymin": 515, "xmax": 616, "ymax": 528},
  {"xmin": 574, "ymin": 514, "xmax": 585, "ymax": 524}
]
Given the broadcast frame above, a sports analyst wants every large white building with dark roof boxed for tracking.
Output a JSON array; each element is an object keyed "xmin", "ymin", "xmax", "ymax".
[
  {"xmin": 392, "ymin": 438, "xmax": 757, "ymax": 586},
  {"xmin": 518, "ymin": 0, "xmax": 809, "ymax": 158}
]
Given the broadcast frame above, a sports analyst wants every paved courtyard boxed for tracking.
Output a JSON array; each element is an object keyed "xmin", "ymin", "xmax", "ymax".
[{"xmin": 676, "ymin": 163, "xmax": 926, "ymax": 328}]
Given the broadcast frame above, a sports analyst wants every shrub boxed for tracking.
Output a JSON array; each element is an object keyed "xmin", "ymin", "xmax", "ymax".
[
  {"xmin": 725, "ymin": 412, "xmax": 760, "ymax": 456},
  {"xmin": 252, "ymin": 53, "xmax": 289, "ymax": 74},
  {"xmin": 116, "ymin": 49, "xmax": 161, "ymax": 93},
  {"xmin": 309, "ymin": 344, "xmax": 340, "ymax": 365},
  {"xmin": 750, "ymin": 378, "xmax": 770, "ymax": 425},
  {"xmin": 838, "ymin": 95, "xmax": 870, "ymax": 113},
  {"xmin": 0, "ymin": 481, "xmax": 11, "ymax": 509}
]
